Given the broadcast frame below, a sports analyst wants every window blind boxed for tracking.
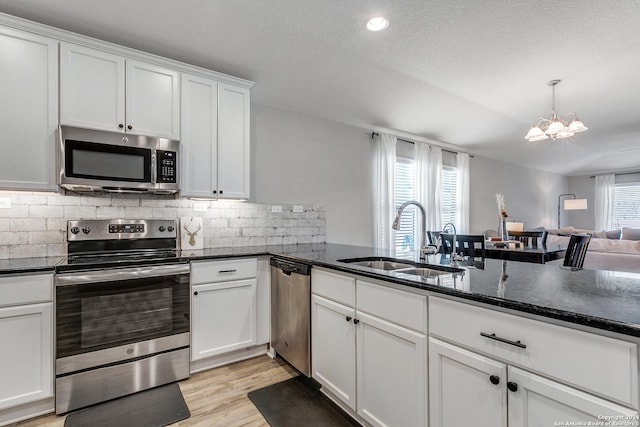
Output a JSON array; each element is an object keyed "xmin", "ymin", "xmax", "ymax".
[
  {"xmin": 612, "ymin": 183, "xmax": 640, "ymax": 228},
  {"xmin": 395, "ymin": 157, "xmax": 416, "ymax": 253},
  {"xmin": 440, "ymin": 166, "xmax": 457, "ymax": 226}
]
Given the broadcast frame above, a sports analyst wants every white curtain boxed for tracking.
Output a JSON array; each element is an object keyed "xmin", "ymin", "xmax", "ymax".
[
  {"xmin": 455, "ymin": 153, "xmax": 470, "ymax": 233},
  {"xmin": 595, "ymin": 174, "xmax": 615, "ymax": 230},
  {"xmin": 373, "ymin": 133, "xmax": 397, "ymax": 249},
  {"xmin": 415, "ymin": 143, "xmax": 442, "ymax": 241}
]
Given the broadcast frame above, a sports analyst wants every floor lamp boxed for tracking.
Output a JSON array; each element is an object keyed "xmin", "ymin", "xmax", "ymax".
[{"xmin": 557, "ymin": 193, "xmax": 588, "ymax": 228}]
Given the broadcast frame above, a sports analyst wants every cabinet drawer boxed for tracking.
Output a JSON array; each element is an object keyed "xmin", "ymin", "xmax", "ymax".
[
  {"xmin": 191, "ymin": 258, "xmax": 257, "ymax": 284},
  {"xmin": 357, "ymin": 280, "xmax": 427, "ymax": 333},
  {"xmin": 429, "ymin": 297, "xmax": 639, "ymax": 408},
  {"xmin": 0, "ymin": 273, "xmax": 53, "ymax": 307},
  {"xmin": 311, "ymin": 269, "xmax": 355, "ymax": 307}
]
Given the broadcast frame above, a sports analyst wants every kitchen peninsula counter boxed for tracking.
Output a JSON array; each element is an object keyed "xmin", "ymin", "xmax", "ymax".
[{"xmin": 2, "ymin": 242, "xmax": 640, "ymax": 337}]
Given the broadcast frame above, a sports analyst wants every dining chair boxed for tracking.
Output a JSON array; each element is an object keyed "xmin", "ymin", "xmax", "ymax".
[
  {"xmin": 563, "ymin": 234, "xmax": 591, "ymax": 269},
  {"xmin": 508, "ymin": 230, "xmax": 548, "ymax": 248},
  {"xmin": 440, "ymin": 234, "xmax": 486, "ymax": 258},
  {"xmin": 428, "ymin": 231, "xmax": 442, "ymax": 246}
]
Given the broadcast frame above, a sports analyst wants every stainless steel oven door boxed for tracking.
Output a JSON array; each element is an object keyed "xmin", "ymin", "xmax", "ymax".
[{"xmin": 55, "ymin": 263, "xmax": 190, "ymax": 363}]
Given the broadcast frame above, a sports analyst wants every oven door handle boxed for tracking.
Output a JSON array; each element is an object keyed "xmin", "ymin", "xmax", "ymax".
[{"xmin": 55, "ymin": 263, "xmax": 190, "ymax": 286}]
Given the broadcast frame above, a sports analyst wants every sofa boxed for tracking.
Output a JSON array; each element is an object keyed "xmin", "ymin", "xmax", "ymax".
[{"xmin": 545, "ymin": 226, "xmax": 640, "ymax": 273}]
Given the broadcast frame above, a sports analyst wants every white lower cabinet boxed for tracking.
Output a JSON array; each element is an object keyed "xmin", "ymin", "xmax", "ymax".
[
  {"xmin": 429, "ymin": 296, "xmax": 640, "ymax": 427},
  {"xmin": 192, "ymin": 278, "xmax": 257, "ymax": 359},
  {"xmin": 191, "ymin": 258, "xmax": 263, "ymax": 363},
  {"xmin": 0, "ymin": 273, "xmax": 54, "ymax": 425},
  {"xmin": 429, "ymin": 338, "xmax": 638, "ymax": 427},
  {"xmin": 311, "ymin": 269, "xmax": 427, "ymax": 427},
  {"xmin": 357, "ymin": 311, "xmax": 427, "ymax": 427}
]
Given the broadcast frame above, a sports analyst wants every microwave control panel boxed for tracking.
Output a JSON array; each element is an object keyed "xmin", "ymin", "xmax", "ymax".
[{"xmin": 157, "ymin": 150, "xmax": 177, "ymax": 183}]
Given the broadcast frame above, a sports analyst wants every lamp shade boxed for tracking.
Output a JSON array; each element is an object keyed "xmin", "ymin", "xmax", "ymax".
[{"xmin": 564, "ymin": 198, "xmax": 588, "ymax": 210}]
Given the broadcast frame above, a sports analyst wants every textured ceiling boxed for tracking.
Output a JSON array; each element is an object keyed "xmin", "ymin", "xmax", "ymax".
[{"xmin": 1, "ymin": 0, "xmax": 639, "ymax": 176}]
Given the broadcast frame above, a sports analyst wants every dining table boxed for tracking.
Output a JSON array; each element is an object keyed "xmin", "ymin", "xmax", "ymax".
[{"xmin": 482, "ymin": 241, "xmax": 566, "ymax": 264}]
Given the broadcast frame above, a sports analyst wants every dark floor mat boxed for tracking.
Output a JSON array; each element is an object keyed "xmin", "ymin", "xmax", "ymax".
[
  {"xmin": 64, "ymin": 382, "xmax": 190, "ymax": 427},
  {"xmin": 248, "ymin": 376, "xmax": 361, "ymax": 427}
]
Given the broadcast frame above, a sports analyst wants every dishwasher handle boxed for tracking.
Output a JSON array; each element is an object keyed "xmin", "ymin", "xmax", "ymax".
[{"xmin": 270, "ymin": 257, "xmax": 311, "ymax": 276}]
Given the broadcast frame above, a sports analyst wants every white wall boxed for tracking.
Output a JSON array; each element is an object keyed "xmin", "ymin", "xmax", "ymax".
[
  {"xmin": 469, "ymin": 156, "xmax": 567, "ymax": 233},
  {"xmin": 251, "ymin": 103, "xmax": 374, "ymax": 246},
  {"xmin": 567, "ymin": 175, "xmax": 595, "ymax": 229}
]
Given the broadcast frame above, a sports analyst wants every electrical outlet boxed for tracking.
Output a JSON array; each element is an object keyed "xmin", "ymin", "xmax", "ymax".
[
  {"xmin": 193, "ymin": 202, "xmax": 208, "ymax": 212},
  {"xmin": 293, "ymin": 205, "xmax": 304, "ymax": 213},
  {"xmin": 271, "ymin": 205, "xmax": 283, "ymax": 213},
  {"xmin": 0, "ymin": 197, "xmax": 11, "ymax": 209}
]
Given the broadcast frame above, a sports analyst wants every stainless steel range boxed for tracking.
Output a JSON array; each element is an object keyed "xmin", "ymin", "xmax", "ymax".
[{"xmin": 55, "ymin": 219, "xmax": 190, "ymax": 414}]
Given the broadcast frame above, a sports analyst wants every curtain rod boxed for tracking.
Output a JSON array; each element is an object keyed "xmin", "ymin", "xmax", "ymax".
[
  {"xmin": 371, "ymin": 132, "xmax": 471, "ymax": 157},
  {"xmin": 589, "ymin": 171, "xmax": 640, "ymax": 178}
]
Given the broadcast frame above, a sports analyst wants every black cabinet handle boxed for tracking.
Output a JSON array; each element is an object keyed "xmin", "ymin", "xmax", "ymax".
[
  {"xmin": 213, "ymin": 190, "xmax": 218, "ymax": 194},
  {"xmin": 489, "ymin": 375, "xmax": 500, "ymax": 385},
  {"xmin": 193, "ymin": 291, "xmax": 198, "ymax": 296},
  {"xmin": 346, "ymin": 316, "xmax": 352, "ymax": 322},
  {"xmin": 219, "ymin": 190, "xmax": 223, "ymax": 194},
  {"xmin": 353, "ymin": 318, "xmax": 360, "ymax": 325},
  {"xmin": 127, "ymin": 125, "xmax": 132, "ymax": 130},
  {"xmin": 507, "ymin": 382, "xmax": 518, "ymax": 392},
  {"xmin": 480, "ymin": 332, "xmax": 526, "ymax": 349},
  {"xmin": 218, "ymin": 269, "xmax": 237, "ymax": 274},
  {"xmin": 118, "ymin": 123, "xmax": 124, "ymax": 128}
]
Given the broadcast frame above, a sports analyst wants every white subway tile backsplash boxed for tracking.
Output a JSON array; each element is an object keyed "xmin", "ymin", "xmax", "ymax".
[{"xmin": 0, "ymin": 193, "xmax": 325, "ymax": 258}]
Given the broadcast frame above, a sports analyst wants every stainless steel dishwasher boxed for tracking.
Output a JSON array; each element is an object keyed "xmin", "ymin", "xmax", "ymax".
[{"xmin": 270, "ymin": 257, "xmax": 312, "ymax": 376}]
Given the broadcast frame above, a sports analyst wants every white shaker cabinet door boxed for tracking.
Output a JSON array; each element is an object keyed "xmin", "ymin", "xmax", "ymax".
[
  {"xmin": 60, "ymin": 42, "xmax": 125, "ymax": 132},
  {"xmin": 311, "ymin": 294, "xmax": 356, "ymax": 411},
  {"xmin": 429, "ymin": 338, "xmax": 508, "ymax": 427},
  {"xmin": 180, "ymin": 73, "xmax": 218, "ymax": 198},
  {"xmin": 191, "ymin": 279, "xmax": 257, "ymax": 360},
  {"xmin": 0, "ymin": 27, "xmax": 57, "ymax": 190},
  {"xmin": 507, "ymin": 366, "xmax": 639, "ymax": 427},
  {"xmin": 126, "ymin": 59, "xmax": 180, "ymax": 139},
  {"xmin": 217, "ymin": 83, "xmax": 250, "ymax": 199},
  {"xmin": 356, "ymin": 311, "xmax": 427, "ymax": 427},
  {"xmin": 0, "ymin": 303, "xmax": 53, "ymax": 410}
]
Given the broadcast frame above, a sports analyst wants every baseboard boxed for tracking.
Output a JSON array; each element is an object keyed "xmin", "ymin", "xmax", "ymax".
[
  {"xmin": 190, "ymin": 344, "xmax": 269, "ymax": 374},
  {"xmin": 0, "ymin": 397, "xmax": 54, "ymax": 427}
]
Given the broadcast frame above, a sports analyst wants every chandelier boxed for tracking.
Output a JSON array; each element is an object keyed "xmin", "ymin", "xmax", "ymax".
[{"xmin": 524, "ymin": 79, "xmax": 588, "ymax": 142}]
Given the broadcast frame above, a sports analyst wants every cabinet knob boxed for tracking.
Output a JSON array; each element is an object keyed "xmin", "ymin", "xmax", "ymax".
[
  {"xmin": 213, "ymin": 190, "xmax": 217, "ymax": 194},
  {"xmin": 353, "ymin": 318, "xmax": 360, "ymax": 325},
  {"xmin": 345, "ymin": 316, "xmax": 352, "ymax": 322},
  {"xmin": 219, "ymin": 190, "xmax": 223, "ymax": 194},
  {"xmin": 127, "ymin": 125, "xmax": 133, "ymax": 130},
  {"xmin": 193, "ymin": 291, "xmax": 198, "ymax": 296},
  {"xmin": 118, "ymin": 123, "xmax": 124, "ymax": 129},
  {"xmin": 507, "ymin": 381, "xmax": 518, "ymax": 392},
  {"xmin": 489, "ymin": 375, "xmax": 500, "ymax": 385}
]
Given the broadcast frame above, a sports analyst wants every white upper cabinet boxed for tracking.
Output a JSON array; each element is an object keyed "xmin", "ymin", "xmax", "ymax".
[
  {"xmin": 0, "ymin": 26, "xmax": 58, "ymax": 191},
  {"xmin": 126, "ymin": 59, "xmax": 180, "ymax": 139},
  {"xmin": 180, "ymin": 75, "xmax": 250, "ymax": 199},
  {"xmin": 217, "ymin": 83, "xmax": 250, "ymax": 199},
  {"xmin": 60, "ymin": 43, "xmax": 180, "ymax": 139},
  {"xmin": 180, "ymin": 73, "xmax": 218, "ymax": 198},
  {"xmin": 60, "ymin": 43, "xmax": 125, "ymax": 132}
]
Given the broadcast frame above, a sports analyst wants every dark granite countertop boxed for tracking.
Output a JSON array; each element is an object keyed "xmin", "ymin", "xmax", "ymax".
[
  {"xmin": 2, "ymin": 242, "xmax": 640, "ymax": 338},
  {"xmin": 0, "ymin": 256, "xmax": 62, "ymax": 275}
]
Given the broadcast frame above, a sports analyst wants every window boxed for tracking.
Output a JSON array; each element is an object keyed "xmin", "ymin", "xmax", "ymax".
[
  {"xmin": 394, "ymin": 156, "xmax": 416, "ymax": 254},
  {"xmin": 612, "ymin": 183, "xmax": 640, "ymax": 228},
  {"xmin": 440, "ymin": 166, "xmax": 457, "ymax": 226},
  {"xmin": 393, "ymin": 143, "xmax": 458, "ymax": 254}
]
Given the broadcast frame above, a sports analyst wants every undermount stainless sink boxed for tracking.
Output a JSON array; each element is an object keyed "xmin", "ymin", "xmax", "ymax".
[
  {"xmin": 394, "ymin": 268, "xmax": 450, "ymax": 278},
  {"xmin": 339, "ymin": 258, "xmax": 416, "ymax": 270},
  {"xmin": 337, "ymin": 257, "xmax": 465, "ymax": 277}
]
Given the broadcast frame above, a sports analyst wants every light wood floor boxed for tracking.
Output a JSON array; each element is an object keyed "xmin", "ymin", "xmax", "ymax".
[{"xmin": 13, "ymin": 355, "xmax": 298, "ymax": 427}]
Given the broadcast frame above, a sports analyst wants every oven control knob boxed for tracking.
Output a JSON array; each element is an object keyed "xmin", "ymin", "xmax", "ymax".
[
  {"xmin": 167, "ymin": 226, "xmax": 175, "ymax": 232},
  {"xmin": 70, "ymin": 226, "xmax": 80, "ymax": 235},
  {"xmin": 159, "ymin": 226, "xmax": 166, "ymax": 232},
  {"xmin": 82, "ymin": 226, "xmax": 91, "ymax": 234}
]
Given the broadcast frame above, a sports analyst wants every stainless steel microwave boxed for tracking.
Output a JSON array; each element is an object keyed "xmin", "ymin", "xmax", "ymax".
[{"xmin": 59, "ymin": 125, "xmax": 180, "ymax": 194}]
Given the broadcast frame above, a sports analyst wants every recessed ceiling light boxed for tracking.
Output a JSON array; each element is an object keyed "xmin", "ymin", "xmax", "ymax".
[{"xmin": 367, "ymin": 16, "xmax": 389, "ymax": 32}]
